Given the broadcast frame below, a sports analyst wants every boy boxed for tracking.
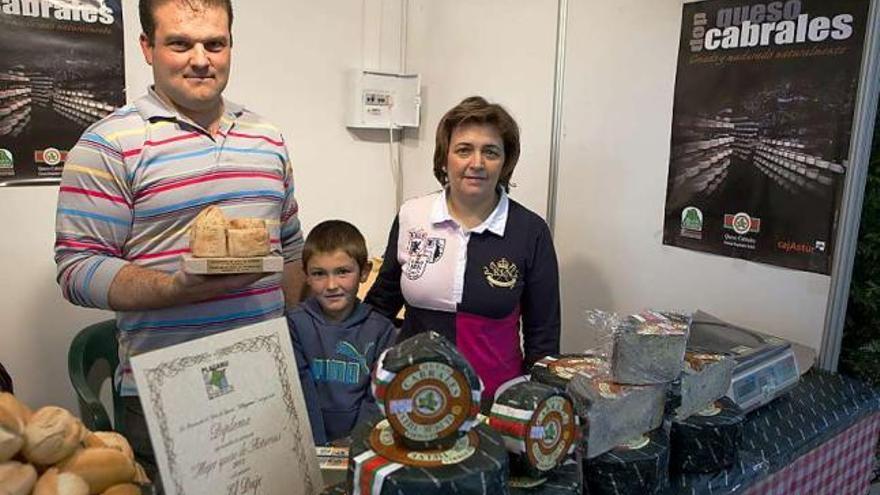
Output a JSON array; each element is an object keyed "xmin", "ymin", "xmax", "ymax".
[{"xmin": 287, "ymin": 220, "xmax": 395, "ymax": 444}]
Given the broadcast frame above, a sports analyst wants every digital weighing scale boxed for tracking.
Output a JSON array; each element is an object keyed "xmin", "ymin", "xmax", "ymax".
[{"xmin": 688, "ymin": 310, "xmax": 800, "ymax": 413}]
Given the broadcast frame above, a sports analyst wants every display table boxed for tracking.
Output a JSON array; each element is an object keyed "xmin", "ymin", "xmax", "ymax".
[
  {"xmin": 670, "ymin": 370, "xmax": 880, "ymax": 495},
  {"xmin": 321, "ymin": 371, "xmax": 880, "ymax": 494}
]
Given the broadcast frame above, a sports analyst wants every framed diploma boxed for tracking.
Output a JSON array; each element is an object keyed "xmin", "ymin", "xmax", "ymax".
[{"xmin": 131, "ymin": 318, "xmax": 322, "ymax": 495}]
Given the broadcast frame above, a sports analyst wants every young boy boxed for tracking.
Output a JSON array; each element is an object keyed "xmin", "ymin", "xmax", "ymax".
[{"xmin": 287, "ymin": 220, "xmax": 396, "ymax": 444}]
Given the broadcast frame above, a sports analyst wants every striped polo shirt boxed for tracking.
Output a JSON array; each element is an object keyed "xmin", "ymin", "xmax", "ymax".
[{"xmin": 55, "ymin": 88, "xmax": 303, "ymax": 395}]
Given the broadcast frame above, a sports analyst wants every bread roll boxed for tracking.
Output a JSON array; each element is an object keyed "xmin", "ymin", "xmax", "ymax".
[
  {"xmin": 82, "ymin": 432, "xmax": 133, "ymax": 462},
  {"xmin": 33, "ymin": 467, "xmax": 90, "ymax": 495},
  {"xmin": 227, "ymin": 227, "xmax": 270, "ymax": 257},
  {"xmin": 100, "ymin": 484, "xmax": 141, "ymax": 495},
  {"xmin": 227, "ymin": 218, "xmax": 265, "ymax": 230},
  {"xmin": 0, "ymin": 393, "xmax": 32, "ymax": 422},
  {"xmin": 0, "ymin": 403, "xmax": 25, "ymax": 462},
  {"xmin": 190, "ymin": 206, "xmax": 228, "ymax": 257},
  {"xmin": 132, "ymin": 462, "xmax": 149, "ymax": 485},
  {"xmin": 23, "ymin": 407, "xmax": 84, "ymax": 465},
  {"xmin": 58, "ymin": 448, "xmax": 135, "ymax": 494},
  {"xmin": 0, "ymin": 461, "xmax": 37, "ymax": 495}
]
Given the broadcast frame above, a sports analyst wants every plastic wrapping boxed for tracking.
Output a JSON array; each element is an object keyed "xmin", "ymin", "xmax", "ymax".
[
  {"xmin": 530, "ymin": 353, "xmax": 607, "ymax": 392},
  {"xmin": 583, "ymin": 426, "xmax": 670, "ymax": 495},
  {"xmin": 671, "ymin": 397, "xmax": 744, "ymax": 474},
  {"xmin": 372, "ymin": 331, "xmax": 482, "ymax": 450},
  {"xmin": 563, "ymin": 354, "xmax": 666, "ymax": 459},
  {"xmin": 611, "ymin": 310, "xmax": 689, "ymax": 385},
  {"xmin": 347, "ymin": 417, "xmax": 508, "ymax": 495},
  {"xmin": 508, "ymin": 459, "xmax": 580, "ymax": 495},
  {"xmin": 674, "ymin": 352, "xmax": 735, "ymax": 420},
  {"xmin": 489, "ymin": 381, "xmax": 578, "ymax": 479}
]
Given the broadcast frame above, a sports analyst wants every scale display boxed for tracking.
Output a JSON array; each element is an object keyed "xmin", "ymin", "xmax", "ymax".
[{"xmin": 689, "ymin": 311, "xmax": 800, "ymax": 413}]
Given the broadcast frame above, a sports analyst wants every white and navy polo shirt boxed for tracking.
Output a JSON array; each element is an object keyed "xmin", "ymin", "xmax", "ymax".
[{"xmin": 366, "ymin": 190, "xmax": 561, "ymax": 397}]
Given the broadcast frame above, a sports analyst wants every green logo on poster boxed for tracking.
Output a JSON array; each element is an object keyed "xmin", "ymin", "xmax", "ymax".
[
  {"xmin": 0, "ymin": 149, "xmax": 12, "ymax": 169},
  {"xmin": 681, "ymin": 206, "xmax": 703, "ymax": 231}
]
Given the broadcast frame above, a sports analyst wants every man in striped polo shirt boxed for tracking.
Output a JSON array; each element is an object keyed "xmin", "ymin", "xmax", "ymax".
[{"xmin": 54, "ymin": 0, "xmax": 304, "ymax": 487}]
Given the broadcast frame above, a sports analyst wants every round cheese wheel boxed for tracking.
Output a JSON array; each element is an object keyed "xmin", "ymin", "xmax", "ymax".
[
  {"xmin": 671, "ymin": 397, "xmax": 744, "ymax": 473},
  {"xmin": 584, "ymin": 426, "xmax": 670, "ymax": 495},
  {"xmin": 490, "ymin": 381, "xmax": 577, "ymax": 479},
  {"xmin": 373, "ymin": 332, "xmax": 482, "ymax": 450},
  {"xmin": 347, "ymin": 418, "xmax": 507, "ymax": 495}
]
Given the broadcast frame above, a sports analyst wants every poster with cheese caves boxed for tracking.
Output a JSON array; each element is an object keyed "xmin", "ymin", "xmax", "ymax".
[
  {"xmin": 662, "ymin": 0, "xmax": 870, "ymax": 274},
  {"xmin": 0, "ymin": 0, "xmax": 125, "ymax": 185}
]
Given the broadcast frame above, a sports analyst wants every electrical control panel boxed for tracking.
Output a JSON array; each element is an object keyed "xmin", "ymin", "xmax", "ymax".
[{"xmin": 346, "ymin": 70, "xmax": 420, "ymax": 130}]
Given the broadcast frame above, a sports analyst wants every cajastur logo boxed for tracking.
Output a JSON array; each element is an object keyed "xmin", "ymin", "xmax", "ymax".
[
  {"xmin": 34, "ymin": 148, "xmax": 68, "ymax": 166},
  {"xmin": 777, "ymin": 241, "xmax": 814, "ymax": 254},
  {"xmin": 724, "ymin": 212, "xmax": 761, "ymax": 235}
]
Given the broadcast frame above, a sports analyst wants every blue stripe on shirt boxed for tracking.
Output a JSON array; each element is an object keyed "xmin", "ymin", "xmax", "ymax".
[
  {"xmin": 80, "ymin": 258, "xmax": 106, "ymax": 307},
  {"xmin": 118, "ymin": 302, "xmax": 285, "ymax": 332},
  {"xmin": 224, "ymin": 147, "xmax": 285, "ymax": 162},
  {"xmin": 142, "ymin": 147, "xmax": 215, "ymax": 169},
  {"xmin": 81, "ymin": 133, "xmax": 114, "ymax": 148},
  {"xmin": 134, "ymin": 190, "xmax": 285, "ymax": 218},
  {"xmin": 59, "ymin": 208, "xmax": 130, "ymax": 227}
]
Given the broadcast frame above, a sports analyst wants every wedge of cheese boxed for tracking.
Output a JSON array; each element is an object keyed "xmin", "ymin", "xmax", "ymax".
[
  {"xmin": 189, "ymin": 206, "xmax": 228, "ymax": 258},
  {"xmin": 227, "ymin": 223, "xmax": 270, "ymax": 257}
]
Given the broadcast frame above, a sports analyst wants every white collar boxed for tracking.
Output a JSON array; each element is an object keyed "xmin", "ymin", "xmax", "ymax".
[{"xmin": 430, "ymin": 188, "xmax": 509, "ymax": 236}]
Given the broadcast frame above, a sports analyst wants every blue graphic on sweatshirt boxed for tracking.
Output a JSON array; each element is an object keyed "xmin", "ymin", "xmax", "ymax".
[{"xmin": 311, "ymin": 340, "xmax": 375, "ymax": 385}]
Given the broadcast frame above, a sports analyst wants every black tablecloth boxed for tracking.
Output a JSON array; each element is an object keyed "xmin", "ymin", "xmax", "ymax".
[
  {"xmin": 321, "ymin": 371, "xmax": 880, "ymax": 495},
  {"xmin": 669, "ymin": 370, "xmax": 880, "ymax": 494}
]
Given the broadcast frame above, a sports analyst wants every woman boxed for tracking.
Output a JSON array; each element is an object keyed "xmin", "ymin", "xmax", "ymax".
[{"xmin": 366, "ymin": 96, "xmax": 560, "ymax": 399}]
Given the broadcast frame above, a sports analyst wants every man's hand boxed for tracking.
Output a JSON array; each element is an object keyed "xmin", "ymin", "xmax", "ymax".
[
  {"xmin": 108, "ymin": 264, "xmax": 263, "ymax": 311},
  {"xmin": 169, "ymin": 271, "xmax": 265, "ymax": 303}
]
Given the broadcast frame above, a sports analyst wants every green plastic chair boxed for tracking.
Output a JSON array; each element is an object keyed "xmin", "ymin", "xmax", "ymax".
[{"xmin": 68, "ymin": 319, "xmax": 124, "ymax": 432}]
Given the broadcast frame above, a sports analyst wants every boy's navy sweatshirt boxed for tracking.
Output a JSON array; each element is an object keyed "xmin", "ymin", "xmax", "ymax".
[{"xmin": 287, "ymin": 297, "xmax": 395, "ymax": 444}]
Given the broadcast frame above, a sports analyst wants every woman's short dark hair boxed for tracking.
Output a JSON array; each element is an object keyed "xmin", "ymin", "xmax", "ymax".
[
  {"xmin": 433, "ymin": 96, "xmax": 521, "ymax": 192},
  {"xmin": 302, "ymin": 220, "xmax": 369, "ymax": 272},
  {"xmin": 140, "ymin": 0, "xmax": 234, "ymax": 44}
]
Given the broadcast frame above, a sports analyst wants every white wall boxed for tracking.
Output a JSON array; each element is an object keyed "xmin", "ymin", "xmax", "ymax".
[
  {"xmin": 400, "ymin": 0, "xmax": 559, "ymax": 216},
  {"xmin": 0, "ymin": 0, "xmax": 404, "ymax": 413},
  {"xmin": 553, "ymin": 0, "xmax": 831, "ymax": 353},
  {"xmin": 0, "ymin": 0, "xmax": 841, "ymax": 416}
]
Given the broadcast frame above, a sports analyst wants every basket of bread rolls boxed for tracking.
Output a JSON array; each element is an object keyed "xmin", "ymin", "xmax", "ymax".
[
  {"xmin": 0, "ymin": 392, "xmax": 152, "ymax": 495},
  {"xmin": 181, "ymin": 205, "xmax": 283, "ymax": 275}
]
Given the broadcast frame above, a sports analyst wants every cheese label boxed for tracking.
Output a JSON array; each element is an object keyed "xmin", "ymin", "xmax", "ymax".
[{"xmin": 385, "ymin": 361, "xmax": 472, "ymax": 444}]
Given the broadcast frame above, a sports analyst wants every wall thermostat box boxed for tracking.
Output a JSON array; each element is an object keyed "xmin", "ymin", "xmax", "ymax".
[{"xmin": 346, "ymin": 70, "xmax": 420, "ymax": 130}]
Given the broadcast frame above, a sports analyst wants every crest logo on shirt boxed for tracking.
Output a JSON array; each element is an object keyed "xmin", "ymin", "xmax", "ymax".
[
  {"xmin": 483, "ymin": 258, "xmax": 519, "ymax": 289},
  {"xmin": 405, "ymin": 229, "xmax": 445, "ymax": 280}
]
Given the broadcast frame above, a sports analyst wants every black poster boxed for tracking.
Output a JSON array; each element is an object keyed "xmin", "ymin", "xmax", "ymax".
[
  {"xmin": 0, "ymin": 0, "xmax": 125, "ymax": 185},
  {"xmin": 663, "ymin": 0, "xmax": 870, "ymax": 274}
]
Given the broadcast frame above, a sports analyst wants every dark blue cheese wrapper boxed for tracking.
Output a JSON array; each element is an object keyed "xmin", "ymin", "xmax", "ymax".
[
  {"xmin": 565, "ymin": 359, "xmax": 666, "ymax": 458},
  {"xmin": 346, "ymin": 417, "xmax": 508, "ymax": 495},
  {"xmin": 611, "ymin": 311, "xmax": 689, "ymax": 385},
  {"xmin": 675, "ymin": 352, "xmax": 735, "ymax": 420},
  {"xmin": 584, "ymin": 426, "xmax": 670, "ymax": 495},
  {"xmin": 671, "ymin": 397, "xmax": 744, "ymax": 473},
  {"xmin": 372, "ymin": 332, "xmax": 483, "ymax": 450},
  {"xmin": 490, "ymin": 381, "xmax": 578, "ymax": 479}
]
